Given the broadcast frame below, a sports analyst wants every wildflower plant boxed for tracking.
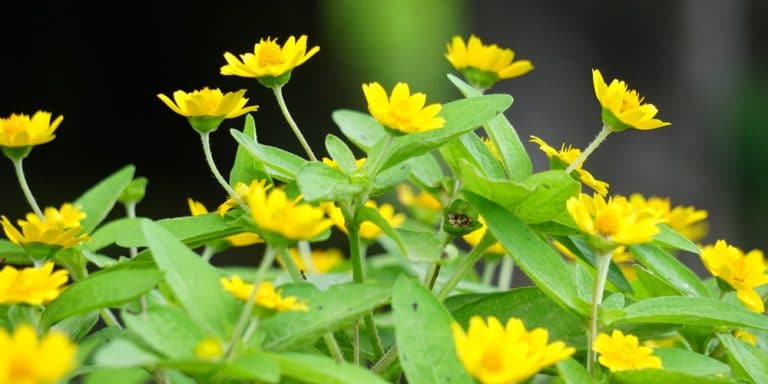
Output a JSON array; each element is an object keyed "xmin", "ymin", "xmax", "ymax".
[{"xmin": 0, "ymin": 29, "xmax": 766, "ymax": 384}]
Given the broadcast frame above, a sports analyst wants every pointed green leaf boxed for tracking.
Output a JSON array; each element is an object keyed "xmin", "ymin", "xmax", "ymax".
[
  {"xmin": 229, "ymin": 114, "xmax": 271, "ymax": 186},
  {"xmin": 372, "ymin": 161, "xmax": 410, "ymax": 192},
  {"xmin": 230, "ymin": 129, "xmax": 308, "ymax": 181},
  {"xmin": 296, "ymin": 162, "xmax": 364, "ymax": 202},
  {"xmin": 324, "ymin": 133, "xmax": 358, "ymax": 174},
  {"xmin": 86, "ymin": 218, "xmax": 144, "ymax": 251},
  {"xmin": 263, "ymin": 352, "xmax": 388, "ymax": 384},
  {"xmin": 556, "ymin": 235, "xmax": 633, "ymax": 294},
  {"xmin": 216, "ymin": 353, "xmax": 281, "ymax": 383},
  {"xmin": 115, "ymin": 214, "xmax": 242, "ymax": 249},
  {"xmin": 628, "ymin": 244, "xmax": 710, "ymax": 297},
  {"xmin": 332, "ymin": 109, "xmax": 386, "ymax": 152},
  {"xmin": 75, "ymin": 164, "xmax": 135, "ymax": 233},
  {"xmin": 634, "ymin": 265, "xmax": 685, "ymax": 297},
  {"xmin": 557, "ymin": 358, "xmax": 592, "ymax": 384},
  {"xmin": 654, "ymin": 348, "xmax": 731, "ymax": 376},
  {"xmin": 93, "ymin": 338, "xmax": 159, "ymax": 368},
  {"xmin": 358, "ymin": 205, "xmax": 406, "ymax": 255},
  {"xmin": 611, "ymin": 296, "xmax": 768, "ymax": 330},
  {"xmin": 440, "ymin": 133, "xmax": 505, "ymax": 180},
  {"xmin": 0, "ymin": 239, "xmax": 27, "ymax": 264},
  {"xmin": 122, "ymin": 305, "xmax": 206, "ymax": 359},
  {"xmin": 718, "ymin": 333, "xmax": 768, "ymax": 383},
  {"xmin": 392, "ymin": 276, "xmax": 474, "ymax": 384},
  {"xmin": 613, "ymin": 370, "xmax": 739, "ymax": 384},
  {"xmin": 458, "ymin": 159, "xmax": 533, "ymax": 208},
  {"xmin": 514, "ymin": 170, "xmax": 579, "ymax": 224},
  {"xmin": 653, "ymin": 224, "xmax": 700, "ymax": 254},
  {"xmin": 83, "ymin": 368, "xmax": 153, "ymax": 384},
  {"xmin": 407, "ymin": 153, "xmax": 444, "ymax": 189},
  {"xmin": 393, "ymin": 228, "xmax": 443, "ymax": 263}
]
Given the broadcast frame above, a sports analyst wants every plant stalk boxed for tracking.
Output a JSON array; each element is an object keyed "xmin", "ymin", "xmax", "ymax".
[
  {"xmin": 273, "ymin": 85, "xmax": 317, "ymax": 161},
  {"xmin": 437, "ymin": 233, "xmax": 495, "ymax": 301},
  {"xmin": 497, "ymin": 256, "xmax": 515, "ymax": 289},
  {"xmin": 565, "ymin": 125, "xmax": 611, "ymax": 174},
  {"xmin": 13, "ymin": 158, "xmax": 43, "ymax": 219},
  {"xmin": 587, "ymin": 250, "xmax": 614, "ymax": 375},
  {"xmin": 200, "ymin": 132, "xmax": 246, "ymax": 210}
]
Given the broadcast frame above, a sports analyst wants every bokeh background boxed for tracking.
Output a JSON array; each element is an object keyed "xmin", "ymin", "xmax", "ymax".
[{"xmin": 1, "ymin": 1, "xmax": 766, "ymax": 271}]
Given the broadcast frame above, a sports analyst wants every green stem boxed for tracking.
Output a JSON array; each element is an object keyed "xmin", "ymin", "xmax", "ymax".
[
  {"xmin": 125, "ymin": 202, "xmax": 138, "ymax": 258},
  {"xmin": 347, "ymin": 222, "xmax": 385, "ymax": 359},
  {"xmin": 422, "ymin": 263, "xmax": 442, "ymax": 291},
  {"xmin": 278, "ymin": 246, "xmax": 303, "ymax": 281},
  {"xmin": 71, "ymin": 262, "xmax": 123, "ymax": 329},
  {"xmin": 200, "ymin": 132, "xmax": 246, "ymax": 209},
  {"xmin": 437, "ymin": 233, "xmax": 495, "ymax": 301},
  {"xmin": 588, "ymin": 250, "xmax": 614, "ymax": 375},
  {"xmin": 201, "ymin": 246, "xmax": 216, "ymax": 262},
  {"xmin": 498, "ymin": 256, "xmax": 515, "ymax": 290},
  {"xmin": 481, "ymin": 260, "xmax": 498, "ymax": 285},
  {"xmin": 353, "ymin": 319, "xmax": 360, "ymax": 365},
  {"xmin": 324, "ymin": 333, "xmax": 345, "ymax": 364},
  {"xmin": 565, "ymin": 125, "xmax": 611, "ymax": 174},
  {"xmin": 272, "ymin": 85, "xmax": 317, "ymax": 161},
  {"xmin": 13, "ymin": 158, "xmax": 43, "ymax": 219},
  {"xmin": 298, "ymin": 241, "xmax": 316, "ymax": 274},
  {"xmin": 225, "ymin": 246, "xmax": 278, "ymax": 358},
  {"xmin": 371, "ymin": 345, "xmax": 399, "ymax": 374},
  {"xmin": 366, "ymin": 134, "xmax": 394, "ymax": 177},
  {"xmin": 364, "ymin": 313, "xmax": 386, "ymax": 359}
]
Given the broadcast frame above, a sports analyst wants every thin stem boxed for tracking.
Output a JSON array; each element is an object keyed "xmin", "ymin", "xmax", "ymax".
[
  {"xmin": 72, "ymin": 261, "xmax": 123, "ymax": 329},
  {"xmin": 278, "ymin": 247, "xmax": 303, "ymax": 282},
  {"xmin": 13, "ymin": 158, "xmax": 43, "ymax": 219},
  {"xmin": 371, "ymin": 345, "xmax": 399, "ymax": 374},
  {"xmin": 587, "ymin": 251, "xmax": 614, "ymax": 375},
  {"xmin": 349, "ymin": 226, "xmax": 365, "ymax": 283},
  {"xmin": 481, "ymin": 260, "xmax": 498, "ymax": 285},
  {"xmin": 353, "ymin": 320, "xmax": 360, "ymax": 365},
  {"xmin": 125, "ymin": 202, "xmax": 138, "ymax": 258},
  {"xmin": 272, "ymin": 85, "xmax": 317, "ymax": 161},
  {"xmin": 200, "ymin": 132, "xmax": 247, "ymax": 210},
  {"xmin": 365, "ymin": 313, "xmax": 386, "ymax": 358},
  {"xmin": 298, "ymin": 241, "xmax": 316, "ymax": 274},
  {"xmin": 201, "ymin": 246, "xmax": 216, "ymax": 262},
  {"xmin": 565, "ymin": 125, "xmax": 612, "ymax": 174},
  {"xmin": 422, "ymin": 263, "xmax": 442, "ymax": 291},
  {"xmin": 225, "ymin": 246, "xmax": 278, "ymax": 358},
  {"xmin": 437, "ymin": 233, "xmax": 495, "ymax": 301},
  {"xmin": 497, "ymin": 256, "xmax": 515, "ymax": 290},
  {"xmin": 324, "ymin": 333, "xmax": 345, "ymax": 364}
]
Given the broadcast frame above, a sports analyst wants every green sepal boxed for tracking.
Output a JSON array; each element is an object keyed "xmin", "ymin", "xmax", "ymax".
[
  {"xmin": 460, "ymin": 67, "xmax": 499, "ymax": 90},
  {"xmin": 187, "ymin": 116, "xmax": 224, "ymax": 134},
  {"xmin": 442, "ymin": 199, "xmax": 481, "ymax": 236},
  {"xmin": 21, "ymin": 242, "xmax": 61, "ymax": 263},
  {"xmin": 257, "ymin": 71, "xmax": 292, "ymax": 88},
  {"xmin": 601, "ymin": 108, "xmax": 631, "ymax": 132},
  {"xmin": 1, "ymin": 145, "xmax": 32, "ymax": 161},
  {"xmin": 117, "ymin": 177, "xmax": 148, "ymax": 205}
]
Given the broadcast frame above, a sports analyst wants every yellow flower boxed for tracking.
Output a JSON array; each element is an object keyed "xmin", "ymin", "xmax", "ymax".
[
  {"xmin": 216, "ymin": 181, "xmax": 263, "ymax": 217},
  {"xmin": 187, "ymin": 198, "xmax": 262, "ymax": 247},
  {"xmin": 445, "ymin": 35, "xmax": 533, "ymax": 89},
  {"xmin": 530, "ymin": 136, "xmax": 609, "ymax": 196},
  {"xmin": 157, "ymin": 87, "xmax": 258, "ymax": 133},
  {"xmin": 592, "ymin": 69, "xmax": 670, "ymax": 132},
  {"xmin": 245, "ymin": 181, "xmax": 332, "ymax": 241},
  {"xmin": 195, "ymin": 337, "xmax": 224, "ymax": 361},
  {"xmin": 326, "ymin": 200, "xmax": 405, "ymax": 240},
  {"xmin": 321, "ymin": 157, "xmax": 366, "ymax": 171},
  {"xmin": 627, "ymin": 193, "xmax": 708, "ymax": 242},
  {"xmin": 451, "ymin": 316, "xmax": 574, "ymax": 384},
  {"xmin": 553, "ymin": 240, "xmax": 578, "ymax": 261},
  {"xmin": 0, "ymin": 324, "xmax": 77, "ymax": 384},
  {"xmin": 0, "ymin": 111, "xmax": 63, "ymax": 148},
  {"xmin": 593, "ymin": 330, "xmax": 662, "ymax": 372},
  {"xmin": 733, "ymin": 329, "xmax": 758, "ymax": 346},
  {"xmin": 362, "ymin": 82, "xmax": 445, "ymax": 134},
  {"xmin": 566, "ymin": 193, "xmax": 660, "ymax": 248},
  {"xmin": 396, "ymin": 184, "xmax": 442, "ymax": 211},
  {"xmin": 220, "ymin": 35, "xmax": 319, "ymax": 86},
  {"xmin": 0, "ymin": 262, "xmax": 68, "ymax": 306},
  {"xmin": 700, "ymin": 240, "xmax": 768, "ymax": 313},
  {"xmin": 278, "ymin": 248, "xmax": 344, "ymax": 274},
  {"xmin": 2, "ymin": 203, "xmax": 89, "ymax": 248},
  {"xmin": 463, "ymin": 216, "xmax": 506, "ymax": 255},
  {"xmin": 220, "ymin": 275, "xmax": 308, "ymax": 312}
]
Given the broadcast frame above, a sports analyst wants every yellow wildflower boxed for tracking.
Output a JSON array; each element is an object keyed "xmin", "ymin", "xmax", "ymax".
[
  {"xmin": 463, "ymin": 216, "xmax": 506, "ymax": 255},
  {"xmin": 245, "ymin": 181, "xmax": 332, "ymax": 241},
  {"xmin": 326, "ymin": 200, "xmax": 405, "ymax": 240},
  {"xmin": 0, "ymin": 111, "xmax": 63, "ymax": 148},
  {"xmin": 220, "ymin": 275, "xmax": 309, "ymax": 312},
  {"xmin": 733, "ymin": 329, "xmax": 758, "ymax": 346},
  {"xmin": 0, "ymin": 262, "xmax": 68, "ymax": 306},
  {"xmin": 321, "ymin": 157, "xmax": 366, "ymax": 171},
  {"xmin": 628, "ymin": 194, "xmax": 708, "ymax": 242},
  {"xmin": 220, "ymin": 35, "xmax": 320, "ymax": 86},
  {"xmin": 362, "ymin": 82, "xmax": 445, "ymax": 134},
  {"xmin": 396, "ymin": 184, "xmax": 442, "ymax": 211},
  {"xmin": 700, "ymin": 240, "xmax": 768, "ymax": 313},
  {"xmin": 0, "ymin": 324, "xmax": 77, "ymax": 384},
  {"xmin": 1, "ymin": 203, "xmax": 89, "ymax": 248},
  {"xmin": 157, "ymin": 87, "xmax": 258, "ymax": 133},
  {"xmin": 278, "ymin": 248, "xmax": 344, "ymax": 274},
  {"xmin": 593, "ymin": 330, "xmax": 662, "ymax": 372},
  {"xmin": 451, "ymin": 316, "xmax": 574, "ymax": 384},
  {"xmin": 445, "ymin": 35, "xmax": 533, "ymax": 89},
  {"xmin": 216, "ymin": 181, "xmax": 265, "ymax": 217},
  {"xmin": 530, "ymin": 136, "xmax": 609, "ymax": 196},
  {"xmin": 592, "ymin": 69, "xmax": 670, "ymax": 132},
  {"xmin": 187, "ymin": 198, "xmax": 262, "ymax": 247},
  {"xmin": 566, "ymin": 193, "xmax": 660, "ymax": 248},
  {"xmin": 195, "ymin": 337, "xmax": 224, "ymax": 361}
]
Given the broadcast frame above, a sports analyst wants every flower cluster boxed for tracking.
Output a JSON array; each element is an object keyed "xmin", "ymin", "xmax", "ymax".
[
  {"xmin": 0, "ymin": 262, "xmax": 68, "ymax": 305},
  {"xmin": 220, "ymin": 275, "xmax": 309, "ymax": 312}
]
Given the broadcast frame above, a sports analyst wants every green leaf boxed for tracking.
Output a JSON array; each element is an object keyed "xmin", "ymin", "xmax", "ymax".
[
  {"xmin": 634, "ymin": 265, "xmax": 685, "ymax": 297},
  {"xmin": 260, "ymin": 283, "xmax": 390, "ymax": 350},
  {"xmin": 332, "ymin": 109, "xmax": 386, "ymax": 152},
  {"xmin": 86, "ymin": 218, "xmax": 144, "ymax": 252},
  {"xmin": 610, "ymin": 296, "xmax": 768, "ymax": 330},
  {"xmin": 379, "ymin": 94, "xmax": 513, "ymax": 170},
  {"xmin": 628, "ymin": 244, "xmax": 710, "ymax": 297},
  {"xmin": 718, "ymin": 333, "xmax": 768, "ymax": 383},
  {"xmin": 116, "ymin": 214, "xmax": 241, "ymax": 249},
  {"xmin": 83, "ymin": 368, "xmax": 153, "ymax": 384},
  {"xmin": 92, "ymin": 338, "xmax": 159, "ymax": 368},
  {"xmin": 557, "ymin": 235, "xmax": 633, "ymax": 295},
  {"xmin": 393, "ymin": 228, "xmax": 443, "ymax": 263},
  {"xmin": 448, "ymin": 73, "xmax": 532, "ymax": 181},
  {"xmin": 229, "ymin": 114, "xmax": 272, "ymax": 186},
  {"xmin": 230, "ymin": 129, "xmax": 308, "ymax": 181},
  {"xmin": 653, "ymin": 224, "xmax": 700, "ymax": 254},
  {"xmin": 216, "ymin": 352, "xmax": 281, "ymax": 383},
  {"xmin": 514, "ymin": 170, "xmax": 580, "ymax": 224},
  {"xmin": 556, "ymin": 358, "xmax": 592, "ymax": 384},
  {"xmin": 42, "ymin": 263, "xmax": 162, "ymax": 326},
  {"xmin": 459, "ymin": 159, "xmax": 533, "ymax": 208},
  {"xmin": 392, "ymin": 276, "xmax": 474, "ymax": 384},
  {"xmin": 407, "ymin": 153, "xmax": 443, "ymax": 189},
  {"xmin": 263, "ymin": 352, "xmax": 389, "ymax": 384},
  {"xmin": 142, "ymin": 220, "xmax": 241, "ymax": 337},
  {"xmin": 75, "ymin": 164, "xmax": 135, "ymax": 233},
  {"xmin": 464, "ymin": 191, "xmax": 587, "ymax": 315},
  {"xmin": 449, "ymin": 287, "xmax": 587, "ymax": 349},
  {"xmin": 296, "ymin": 162, "xmax": 364, "ymax": 202},
  {"xmin": 440, "ymin": 134, "xmax": 505, "ymax": 180},
  {"xmin": 372, "ymin": 161, "xmax": 411, "ymax": 192},
  {"xmin": 325, "ymin": 133, "xmax": 358, "ymax": 174},
  {"xmin": 612, "ymin": 370, "xmax": 739, "ymax": 384},
  {"xmin": 357, "ymin": 205, "xmax": 406, "ymax": 255},
  {"xmin": 122, "ymin": 305, "xmax": 206, "ymax": 359},
  {"xmin": 654, "ymin": 348, "xmax": 731, "ymax": 376},
  {"xmin": 51, "ymin": 311, "xmax": 99, "ymax": 341},
  {"xmin": 0, "ymin": 239, "xmax": 27, "ymax": 264}
]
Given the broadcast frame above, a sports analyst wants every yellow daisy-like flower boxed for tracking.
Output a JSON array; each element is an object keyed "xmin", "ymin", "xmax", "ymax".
[
  {"xmin": 0, "ymin": 262, "xmax": 68, "ymax": 306},
  {"xmin": 530, "ymin": 136, "xmax": 609, "ymax": 196},
  {"xmin": 396, "ymin": 184, "xmax": 442, "ymax": 211},
  {"xmin": 445, "ymin": 35, "xmax": 534, "ymax": 89},
  {"xmin": 566, "ymin": 193, "xmax": 660, "ymax": 249},
  {"xmin": 220, "ymin": 35, "xmax": 320, "ymax": 87},
  {"xmin": 326, "ymin": 200, "xmax": 405, "ymax": 240},
  {"xmin": 362, "ymin": 82, "xmax": 445, "ymax": 134},
  {"xmin": 700, "ymin": 240, "xmax": 768, "ymax": 313},
  {"xmin": 592, "ymin": 69, "xmax": 670, "ymax": 132},
  {"xmin": 593, "ymin": 330, "xmax": 662, "ymax": 372},
  {"xmin": 187, "ymin": 198, "xmax": 262, "ymax": 247},
  {"xmin": 451, "ymin": 316, "xmax": 574, "ymax": 384},
  {"xmin": 1, "ymin": 203, "xmax": 89, "ymax": 248},
  {"xmin": 245, "ymin": 181, "xmax": 332, "ymax": 241},
  {"xmin": 0, "ymin": 111, "xmax": 63, "ymax": 148},
  {"xmin": 194, "ymin": 337, "xmax": 224, "ymax": 361},
  {"xmin": 321, "ymin": 157, "xmax": 366, "ymax": 171},
  {"xmin": 220, "ymin": 275, "xmax": 309, "ymax": 312},
  {"xmin": 463, "ymin": 216, "xmax": 506, "ymax": 255},
  {"xmin": 278, "ymin": 248, "xmax": 344, "ymax": 274},
  {"xmin": 0, "ymin": 324, "xmax": 77, "ymax": 384},
  {"xmin": 157, "ymin": 87, "xmax": 258, "ymax": 133},
  {"xmin": 628, "ymin": 194, "xmax": 709, "ymax": 242}
]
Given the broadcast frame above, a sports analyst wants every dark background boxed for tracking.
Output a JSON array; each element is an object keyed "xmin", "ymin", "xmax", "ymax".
[{"xmin": 1, "ymin": 1, "xmax": 767, "ymax": 268}]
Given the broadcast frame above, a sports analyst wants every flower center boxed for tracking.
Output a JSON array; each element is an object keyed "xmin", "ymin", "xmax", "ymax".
[
  {"xmin": 259, "ymin": 41, "xmax": 285, "ymax": 67},
  {"xmin": 595, "ymin": 210, "xmax": 620, "ymax": 237},
  {"xmin": 480, "ymin": 345, "xmax": 505, "ymax": 372},
  {"xmin": 10, "ymin": 355, "xmax": 36, "ymax": 381},
  {"xmin": 390, "ymin": 100, "xmax": 414, "ymax": 124},
  {"xmin": 2, "ymin": 116, "xmax": 28, "ymax": 135}
]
